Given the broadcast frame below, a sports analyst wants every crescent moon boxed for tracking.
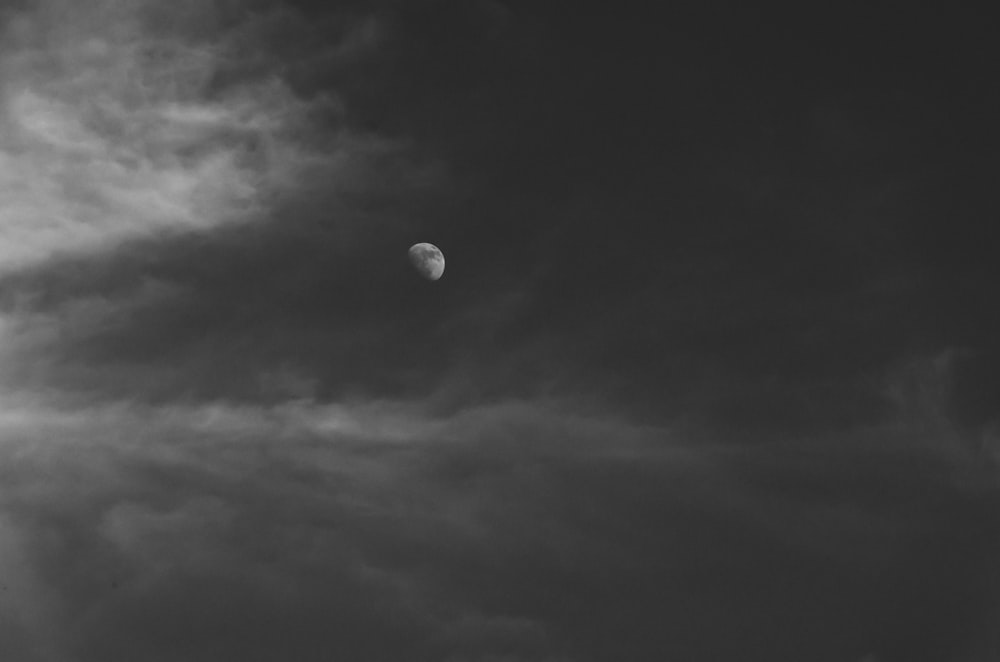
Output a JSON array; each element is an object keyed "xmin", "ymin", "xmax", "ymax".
[{"xmin": 408, "ymin": 243, "xmax": 445, "ymax": 281}]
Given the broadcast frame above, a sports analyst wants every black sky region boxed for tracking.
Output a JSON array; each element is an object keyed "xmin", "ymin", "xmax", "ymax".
[{"xmin": 0, "ymin": 2, "xmax": 998, "ymax": 661}]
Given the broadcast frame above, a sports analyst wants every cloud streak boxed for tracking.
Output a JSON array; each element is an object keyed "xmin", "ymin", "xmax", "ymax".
[
  {"xmin": 0, "ymin": 391, "xmax": 997, "ymax": 661},
  {"xmin": 0, "ymin": 395, "xmax": 659, "ymax": 661},
  {"xmin": 0, "ymin": 0, "xmax": 394, "ymax": 274}
]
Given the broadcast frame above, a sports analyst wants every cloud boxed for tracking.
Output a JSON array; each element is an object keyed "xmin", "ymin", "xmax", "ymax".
[
  {"xmin": 0, "ymin": 0, "xmax": 418, "ymax": 275},
  {"xmin": 0, "ymin": 390, "xmax": 997, "ymax": 661},
  {"xmin": 0, "ymin": 395, "xmax": 652, "ymax": 661},
  {"xmin": 0, "ymin": 1, "xmax": 254, "ymax": 269}
]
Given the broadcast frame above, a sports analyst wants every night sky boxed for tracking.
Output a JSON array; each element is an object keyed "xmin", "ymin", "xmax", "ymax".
[{"xmin": 0, "ymin": 2, "xmax": 998, "ymax": 661}]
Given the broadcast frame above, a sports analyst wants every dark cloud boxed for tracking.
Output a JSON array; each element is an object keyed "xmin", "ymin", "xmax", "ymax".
[{"xmin": 1, "ymin": 398, "xmax": 997, "ymax": 661}]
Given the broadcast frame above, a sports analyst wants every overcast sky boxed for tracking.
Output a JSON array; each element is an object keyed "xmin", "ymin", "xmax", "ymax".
[{"xmin": 0, "ymin": 1, "xmax": 998, "ymax": 661}]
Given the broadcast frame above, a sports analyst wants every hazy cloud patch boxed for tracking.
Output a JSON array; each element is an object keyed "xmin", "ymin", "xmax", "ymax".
[
  {"xmin": 1, "ymin": 392, "xmax": 996, "ymax": 661},
  {"xmin": 0, "ymin": 0, "xmax": 420, "ymax": 275}
]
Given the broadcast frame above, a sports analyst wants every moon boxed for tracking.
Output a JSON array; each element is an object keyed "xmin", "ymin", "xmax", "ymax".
[{"xmin": 408, "ymin": 243, "xmax": 445, "ymax": 281}]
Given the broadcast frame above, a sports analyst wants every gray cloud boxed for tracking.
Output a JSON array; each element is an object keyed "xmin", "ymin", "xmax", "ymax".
[
  {"xmin": 0, "ymin": 397, "xmax": 651, "ymax": 660},
  {"xmin": 0, "ymin": 393, "xmax": 997, "ymax": 661},
  {"xmin": 0, "ymin": 0, "xmax": 443, "ymax": 273},
  {"xmin": 1, "ymin": 0, "xmax": 276, "ymax": 270}
]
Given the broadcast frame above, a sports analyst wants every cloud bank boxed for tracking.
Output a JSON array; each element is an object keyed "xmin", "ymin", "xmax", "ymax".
[
  {"xmin": 1, "ymin": 390, "xmax": 997, "ymax": 661},
  {"xmin": 1, "ymin": 0, "xmax": 279, "ymax": 269}
]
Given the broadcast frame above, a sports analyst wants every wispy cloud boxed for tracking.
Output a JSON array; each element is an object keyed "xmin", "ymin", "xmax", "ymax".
[
  {"xmin": 0, "ymin": 0, "xmax": 390, "ymax": 273},
  {"xmin": 1, "ymin": 391, "xmax": 996, "ymax": 661},
  {"xmin": 0, "ymin": 394, "xmax": 663, "ymax": 661}
]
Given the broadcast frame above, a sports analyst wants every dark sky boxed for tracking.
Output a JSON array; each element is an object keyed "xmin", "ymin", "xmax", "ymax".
[{"xmin": 0, "ymin": 1, "xmax": 998, "ymax": 661}]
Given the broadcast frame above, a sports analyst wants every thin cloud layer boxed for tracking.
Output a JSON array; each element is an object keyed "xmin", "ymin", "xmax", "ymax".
[
  {"xmin": 0, "ymin": 397, "xmax": 655, "ymax": 661},
  {"xmin": 1, "ymin": 2, "xmax": 243, "ymax": 269},
  {"xmin": 0, "ymin": 0, "xmax": 391, "ymax": 273},
  {"xmin": 0, "ymin": 395, "xmax": 997, "ymax": 661}
]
